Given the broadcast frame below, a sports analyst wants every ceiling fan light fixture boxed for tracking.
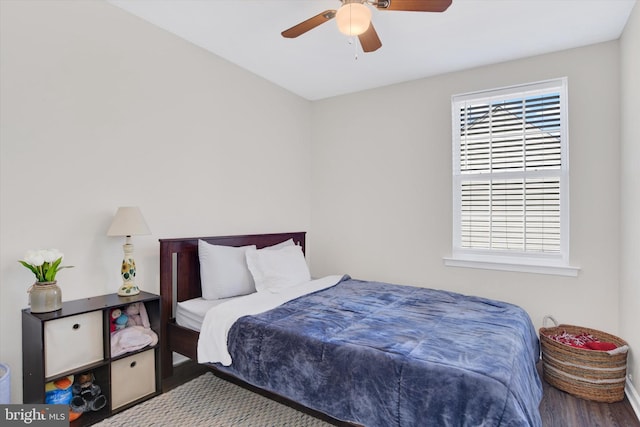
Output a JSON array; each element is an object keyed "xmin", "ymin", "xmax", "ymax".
[{"xmin": 335, "ymin": 2, "xmax": 371, "ymax": 36}]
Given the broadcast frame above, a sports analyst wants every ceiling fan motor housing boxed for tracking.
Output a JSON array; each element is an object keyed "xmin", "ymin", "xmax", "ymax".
[{"xmin": 336, "ymin": 1, "xmax": 372, "ymax": 36}]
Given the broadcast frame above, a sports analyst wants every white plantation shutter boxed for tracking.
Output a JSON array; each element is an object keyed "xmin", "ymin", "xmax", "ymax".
[{"xmin": 450, "ymin": 78, "xmax": 573, "ymax": 273}]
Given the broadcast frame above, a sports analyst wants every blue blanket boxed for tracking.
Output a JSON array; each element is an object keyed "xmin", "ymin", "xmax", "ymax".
[{"xmin": 218, "ymin": 277, "xmax": 542, "ymax": 426}]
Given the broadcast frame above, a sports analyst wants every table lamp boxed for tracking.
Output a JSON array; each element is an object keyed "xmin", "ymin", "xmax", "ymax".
[{"xmin": 107, "ymin": 206, "xmax": 151, "ymax": 296}]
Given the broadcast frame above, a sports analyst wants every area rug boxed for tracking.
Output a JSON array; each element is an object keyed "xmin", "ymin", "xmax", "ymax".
[{"xmin": 94, "ymin": 372, "xmax": 332, "ymax": 426}]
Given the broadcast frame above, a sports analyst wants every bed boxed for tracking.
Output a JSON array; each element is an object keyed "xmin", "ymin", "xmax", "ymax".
[{"xmin": 160, "ymin": 232, "xmax": 543, "ymax": 427}]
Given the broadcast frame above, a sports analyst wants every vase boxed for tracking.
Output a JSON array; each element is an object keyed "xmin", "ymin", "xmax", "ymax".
[{"xmin": 29, "ymin": 281, "xmax": 62, "ymax": 313}]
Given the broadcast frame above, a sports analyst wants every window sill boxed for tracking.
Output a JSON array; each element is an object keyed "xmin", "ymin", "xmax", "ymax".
[{"xmin": 443, "ymin": 257, "xmax": 580, "ymax": 277}]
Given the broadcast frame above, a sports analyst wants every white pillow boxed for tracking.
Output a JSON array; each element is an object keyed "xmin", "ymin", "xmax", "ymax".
[
  {"xmin": 245, "ymin": 244, "xmax": 311, "ymax": 293},
  {"xmin": 198, "ymin": 240, "xmax": 256, "ymax": 300},
  {"xmin": 266, "ymin": 238, "xmax": 295, "ymax": 250}
]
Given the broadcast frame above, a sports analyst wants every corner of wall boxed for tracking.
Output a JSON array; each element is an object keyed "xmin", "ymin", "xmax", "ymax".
[{"xmin": 626, "ymin": 380, "xmax": 640, "ymax": 421}]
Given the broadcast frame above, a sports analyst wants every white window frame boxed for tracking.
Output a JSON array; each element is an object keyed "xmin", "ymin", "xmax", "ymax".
[{"xmin": 444, "ymin": 78, "xmax": 579, "ymax": 276}]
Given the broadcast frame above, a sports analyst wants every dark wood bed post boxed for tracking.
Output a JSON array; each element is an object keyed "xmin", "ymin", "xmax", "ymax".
[
  {"xmin": 159, "ymin": 232, "xmax": 306, "ymax": 380},
  {"xmin": 159, "ymin": 237, "xmax": 204, "ymax": 379},
  {"xmin": 159, "ymin": 239, "xmax": 174, "ymax": 380}
]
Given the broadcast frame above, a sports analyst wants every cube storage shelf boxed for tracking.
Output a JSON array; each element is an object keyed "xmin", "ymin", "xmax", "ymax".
[{"xmin": 22, "ymin": 291, "xmax": 161, "ymax": 426}]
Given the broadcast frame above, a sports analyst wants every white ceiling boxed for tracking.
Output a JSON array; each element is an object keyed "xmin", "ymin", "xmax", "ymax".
[{"xmin": 108, "ymin": 0, "xmax": 636, "ymax": 101}]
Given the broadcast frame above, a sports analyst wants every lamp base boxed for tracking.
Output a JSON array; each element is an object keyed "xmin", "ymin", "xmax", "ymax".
[{"xmin": 117, "ymin": 282, "xmax": 140, "ymax": 296}]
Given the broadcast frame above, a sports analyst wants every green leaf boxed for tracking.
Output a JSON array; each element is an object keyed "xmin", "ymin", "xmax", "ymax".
[
  {"xmin": 18, "ymin": 260, "xmax": 36, "ymax": 273},
  {"xmin": 44, "ymin": 266, "xmax": 55, "ymax": 282},
  {"xmin": 49, "ymin": 265, "xmax": 73, "ymax": 281},
  {"xmin": 50, "ymin": 257, "xmax": 62, "ymax": 271},
  {"xmin": 19, "ymin": 261, "xmax": 41, "ymax": 281}
]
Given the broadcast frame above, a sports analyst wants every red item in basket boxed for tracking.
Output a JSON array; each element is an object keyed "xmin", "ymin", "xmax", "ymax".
[
  {"xmin": 585, "ymin": 341, "xmax": 618, "ymax": 351},
  {"xmin": 547, "ymin": 330, "xmax": 617, "ymax": 351}
]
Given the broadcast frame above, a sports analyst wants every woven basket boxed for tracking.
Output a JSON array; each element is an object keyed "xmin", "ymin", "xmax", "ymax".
[{"xmin": 539, "ymin": 316, "xmax": 629, "ymax": 403}]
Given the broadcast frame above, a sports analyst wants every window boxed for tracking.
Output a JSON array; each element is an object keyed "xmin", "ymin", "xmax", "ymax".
[{"xmin": 446, "ymin": 78, "xmax": 578, "ymax": 276}]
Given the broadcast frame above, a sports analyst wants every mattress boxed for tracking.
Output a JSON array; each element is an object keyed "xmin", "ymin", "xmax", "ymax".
[{"xmin": 175, "ymin": 297, "xmax": 230, "ymax": 332}]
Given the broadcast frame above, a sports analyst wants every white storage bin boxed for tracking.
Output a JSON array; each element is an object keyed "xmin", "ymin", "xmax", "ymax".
[
  {"xmin": 44, "ymin": 311, "xmax": 103, "ymax": 377},
  {"xmin": 110, "ymin": 349, "xmax": 155, "ymax": 410}
]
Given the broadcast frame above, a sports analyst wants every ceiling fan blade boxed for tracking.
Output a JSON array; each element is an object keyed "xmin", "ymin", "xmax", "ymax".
[
  {"xmin": 376, "ymin": 0, "xmax": 452, "ymax": 12},
  {"xmin": 281, "ymin": 10, "xmax": 337, "ymax": 38},
  {"xmin": 358, "ymin": 22, "xmax": 382, "ymax": 53}
]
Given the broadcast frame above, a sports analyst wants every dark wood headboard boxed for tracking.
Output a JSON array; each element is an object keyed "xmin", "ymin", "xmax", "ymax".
[{"xmin": 158, "ymin": 232, "xmax": 306, "ymax": 378}]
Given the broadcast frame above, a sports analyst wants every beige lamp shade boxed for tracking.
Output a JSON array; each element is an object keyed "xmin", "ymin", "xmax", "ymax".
[{"xmin": 107, "ymin": 207, "xmax": 151, "ymax": 237}]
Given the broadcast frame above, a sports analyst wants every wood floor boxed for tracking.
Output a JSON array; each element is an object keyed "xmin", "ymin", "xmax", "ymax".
[
  {"xmin": 537, "ymin": 364, "xmax": 639, "ymax": 427},
  {"xmin": 164, "ymin": 361, "xmax": 640, "ymax": 426}
]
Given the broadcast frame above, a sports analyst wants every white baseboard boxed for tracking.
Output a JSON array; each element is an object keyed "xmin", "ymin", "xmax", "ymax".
[{"xmin": 627, "ymin": 379, "xmax": 640, "ymax": 421}]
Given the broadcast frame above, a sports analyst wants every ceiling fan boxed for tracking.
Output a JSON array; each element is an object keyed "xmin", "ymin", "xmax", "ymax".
[{"xmin": 281, "ymin": 0, "xmax": 452, "ymax": 53}]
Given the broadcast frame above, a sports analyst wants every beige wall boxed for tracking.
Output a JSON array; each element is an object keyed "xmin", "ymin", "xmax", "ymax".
[
  {"xmin": 620, "ymin": 2, "xmax": 640, "ymax": 408},
  {"xmin": 0, "ymin": 0, "xmax": 311, "ymax": 402}
]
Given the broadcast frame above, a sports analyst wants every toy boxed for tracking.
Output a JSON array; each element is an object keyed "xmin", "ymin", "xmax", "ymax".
[
  {"xmin": 110, "ymin": 308, "xmax": 128, "ymax": 332},
  {"xmin": 110, "ymin": 302, "xmax": 157, "ymax": 356},
  {"xmin": 70, "ymin": 372, "xmax": 107, "ymax": 413},
  {"xmin": 109, "ymin": 302, "xmax": 157, "ymax": 356},
  {"xmin": 45, "ymin": 375, "xmax": 83, "ymax": 422},
  {"xmin": 115, "ymin": 313, "xmax": 128, "ymax": 330},
  {"xmin": 45, "ymin": 375, "xmax": 73, "ymax": 404},
  {"xmin": 125, "ymin": 302, "xmax": 149, "ymax": 328}
]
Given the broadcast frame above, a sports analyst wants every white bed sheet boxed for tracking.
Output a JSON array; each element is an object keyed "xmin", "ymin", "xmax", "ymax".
[
  {"xmin": 176, "ymin": 297, "xmax": 233, "ymax": 332},
  {"xmin": 197, "ymin": 275, "xmax": 343, "ymax": 366}
]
